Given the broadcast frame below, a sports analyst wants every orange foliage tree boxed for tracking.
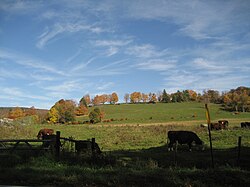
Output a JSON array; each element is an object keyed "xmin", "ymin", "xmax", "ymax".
[
  {"xmin": 142, "ymin": 93, "xmax": 149, "ymax": 103},
  {"xmin": 8, "ymin": 107, "xmax": 25, "ymax": 119},
  {"xmin": 130, "ymin": 92, "xmax": 142, "ymax": 103},
  {"xmin": 111, "ymin": 92, "xmax": 119, "ymax": 104}
]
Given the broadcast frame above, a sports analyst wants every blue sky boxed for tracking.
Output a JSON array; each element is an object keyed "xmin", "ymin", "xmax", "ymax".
[{"xmin": 0, "ymin": 0, "xmax": 250, "ymax": 109}]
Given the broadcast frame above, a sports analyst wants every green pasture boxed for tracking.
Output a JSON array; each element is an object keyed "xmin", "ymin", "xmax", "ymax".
[
  {"xmin": 0, "ymin": 102, "xmax": 250, "ymax": 186},
  {"xmin": 78, "ymin": 102, "xmax": 250, "ymax": 125}
]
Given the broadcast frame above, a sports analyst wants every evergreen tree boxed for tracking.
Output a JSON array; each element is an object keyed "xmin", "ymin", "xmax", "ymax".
[{"xmin": 162, "ymin": 89, "xmax": 170, "ymax": 103}]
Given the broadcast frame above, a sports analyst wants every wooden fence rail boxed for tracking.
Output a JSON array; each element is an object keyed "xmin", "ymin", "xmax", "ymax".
[
  {"xmin": 0, "ymin": 131, "xmax": 98, "ymax": 160},
  {"xmin": 0, "ymin": 139, "xmax": 54, "ymax": 151}
]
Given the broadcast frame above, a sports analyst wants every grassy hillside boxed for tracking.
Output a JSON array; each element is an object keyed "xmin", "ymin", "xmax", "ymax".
[{"xmin": 80, "ymin": 102, "xmax": 250, "ymax": 126}]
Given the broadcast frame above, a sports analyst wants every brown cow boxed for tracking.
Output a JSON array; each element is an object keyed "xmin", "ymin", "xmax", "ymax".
[
  {"xmin": 37, "ymin": 128, "xmax": 54, "ymax": 139},
  {"xmin": 210, "ymin": 120, "xmax": 228, "ymax": 130}
]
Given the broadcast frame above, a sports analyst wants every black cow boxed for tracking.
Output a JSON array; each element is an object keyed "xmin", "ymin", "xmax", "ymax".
[
  {"xmin": 75, "ymin": 140, "xmax": 102, "ymax": 154},
  {"xmin": 167, "ymin": 131, "xmax": 203, "ymax": 151},
  {"xmin": 241, "ymin": 122, "xmax": 250, "ymax": 128}
]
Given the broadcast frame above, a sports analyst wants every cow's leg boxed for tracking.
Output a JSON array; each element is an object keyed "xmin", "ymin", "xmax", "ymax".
[
  {"xmin": 168, "ymin": 141, "xmax": 174, "ymax": 151},
  {"xmin": 188, "ymin": 143, "xmax": 192, "ymax": 151}
]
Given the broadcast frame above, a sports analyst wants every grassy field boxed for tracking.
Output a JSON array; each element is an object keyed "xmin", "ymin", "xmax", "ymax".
[
  {"xmin": 0, "ymin": 102, "xmax": 250, "ymax": 186},
  {"xmin": 79, "ymin": 102, "xmax": 250, "ymax": 125}
]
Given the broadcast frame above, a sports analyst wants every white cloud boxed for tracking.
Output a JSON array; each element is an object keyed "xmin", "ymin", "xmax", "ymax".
[
  {"xmin": 36, "ymin": 22, "xmax": 106, "ymax": 49},
  {"xmin": 136, "ymin": 59, "xmax": 176, "ymax": 71},
  {"xmin": 44, "ymin": 80, "xmax": 82, "ymax": 92},
  {"xmin": 70, "ymin": 57, "xmax": 96, "ymax": 72},
  {"xmin": 106, "ymin": 46, "xmax": 119, "ymax": 56},
  {"xmin": 0, "ymin": 87, "xmax": 49, "ymax": 101},
  {"xmin": 97, "ymin": 82, "xmax": 115, "ymax": 91},
  {"xmin": 0, "ymin": 49, "xmax": 65, "ymax": 75},
  {"xmin": 192, "ymin": 58, "xmax": 228, "ymax": 72},
  {"xmin": 126, "ymin": 44, "xmax": 169, "ymax": 58},
  {"xmin": 93, "ymin": 39, "xmax": 133, "ymax": 57},
  {"xmin": 124, "ymin": 0, "xmax": 250, "ymax": 40},
  {"xmin": 0, "ymin": 0, "xmax": 42, "ymax": 14},
  {"xmin": 94, "ymin": 39, "xmax": 132, "ymax": 47}
]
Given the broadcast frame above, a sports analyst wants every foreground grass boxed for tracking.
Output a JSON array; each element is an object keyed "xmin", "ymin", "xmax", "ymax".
[{"xmin": 0, "ymin": 146, "xmax": 250, "ymax": 186}]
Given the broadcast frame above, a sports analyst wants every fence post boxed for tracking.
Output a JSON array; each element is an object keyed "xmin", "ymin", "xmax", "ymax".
[
  {"xmin": 237, "ymin": 136, "xmax": 242, "ymax": 167},
  {"xmin": 55, "ymin": 131, "xmax": 60, "ymax": 160},
  {"xmin": 91, "ymin": 138, "xmax": 96, "ymax": 159},
  {"xmin": 205, "ymin": 104, "xmax": 214, "ymax": 168}
]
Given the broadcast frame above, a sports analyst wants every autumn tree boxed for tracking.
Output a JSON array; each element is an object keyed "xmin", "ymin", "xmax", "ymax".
[
  {"xmin": 8, "ymin": 107, "xmax": 25, "ymax": 119},
  {"xmin": 149, "ymin": 93, "xmax": 157, "ymax": 103},
  {"xmin": 48, "ymin": 107, "xmax": 59, "ymax": 123},
  {"xmin": 93, "ymin": 95, "xmax": 101, "ymax": 106},
  {"xmin": 141, "ymin": 93, "xmax": 149, "ymax": 103},
  {"xmin": 79, "ymin": 97, "xmax": 88, "ymax": 107},
  {"xmin": 25, "ymin": 106, "xmax": 37, "ymax": 116},
  {"xmin": 99, "ymin": 94, "xmax": 108, "ymax": 104},
  {"xmin": 84, "ymin": 94, "xmax": 91, "ymax": 106},
  {"xmin": 203, "ymin": 90, "xmax": 221, "ymax": 103},
  {"xmin": 75, "ymin": 104, "xmax": 88, "ymax": 116},
  {"xmin": 48, "ymin": 99, "xmax": 77, "ymax": 123},
  {"xmin": 89, "ymin": 107, "xmax": 105, "ymax": 123},
  {"xmin": 130, "ymin": 92, "xmax": 142, "ymax": 103},
  {"xmin": 188, "ymin": 90, "xmax": 198, "ymax": 101},
  {"xmin": 222, "ymin": 87, "xmax": 250, "ymax": 112},
  {"xmin": 239, "ymin": 90, "xmax": 249, "ymax": 112},
  {"xmin": 110, "ymin": 92, "xmax": 119, "ymax": 104}
]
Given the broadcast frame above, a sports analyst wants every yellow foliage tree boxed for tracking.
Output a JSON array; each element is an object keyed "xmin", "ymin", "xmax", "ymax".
[{"xmin": 48, "ymin": 107, "xmax": 59, "ymax": 123}]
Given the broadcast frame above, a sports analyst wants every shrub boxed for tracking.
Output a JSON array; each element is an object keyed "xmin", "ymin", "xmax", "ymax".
[{"xmin": 89, "ymin": 107, "xmax": 104, "ymax": 124}]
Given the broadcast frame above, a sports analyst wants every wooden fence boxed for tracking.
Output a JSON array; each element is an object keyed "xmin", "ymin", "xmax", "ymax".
[{"xmin": 0, "ymin": 131, "xmax": 97, "ymax": 160}]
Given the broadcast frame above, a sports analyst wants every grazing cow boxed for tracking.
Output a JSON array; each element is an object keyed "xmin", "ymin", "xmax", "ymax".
[
  {"xmin": 210, "ymin": 123, "xmax": 221, "ymax": 130},
  {"xmin": 218, "ymin": 120, "xmax": 229, "ymax": 128},
  {"xmin": 41, "ymin": 134, "xmax": 57, "ymax": 148},
  {"xmin": 37, "ymin": 128, "xmax": 54, "ymax": 139},
  {"xmin": 167, "ymin": 131, "xmax": 203, "ymax": 151},
  {"xmin": 75, "ymin": 140, "xmax": 102, "ymax": 154},
  {"xmin": 241, "ymin": 122, "xmax": 250, "ymax": 128},
  {"xmin": 210, "ymin": 120, "xmax": 228, "ymax": 130}
]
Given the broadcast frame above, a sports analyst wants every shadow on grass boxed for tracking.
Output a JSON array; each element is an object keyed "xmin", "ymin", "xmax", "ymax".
[{"xmin": 0, "ymin": 145, "xmax": 250, "ymax": 186}]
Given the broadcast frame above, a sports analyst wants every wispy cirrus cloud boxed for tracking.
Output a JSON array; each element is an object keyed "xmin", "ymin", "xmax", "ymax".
[
  {"xmin": 0, "ymin": 87, "xmax": 49, "ymax": 101},
  {"xmin": 136, "ymin": 59, "xmax": 176, "ymax": 71},
  {"xmin": 70, "ymin": 57, "xmax": 96, "ymax": 72},
  {"xmin": 36, "ymin": 22, "xmax": 105, "ymax": 49},
  {"xmin": 97, "ymin": 82, "xmax": 115, "ymax": 91},
  {"xmin": 93, "ymin": 39, "xmax": 132, "ymax": 47},
  {"xmin": 124, "ymin": 0, "xmax": 250, "ymax": 40},
  {"xmin": 126, "ymin": 44, "xmax": 169, "ymax": 58},
  {"xmin": 92, "ymin": 39, "xmax": 133, "ymax": 56},
  {"xmin": 192, "ymin": 58, "xmax": 229, "ymax": 73},
  {"xmin": 0, "ymin": 0, "xmax": 42, "ymax": 14},
  {"xmin": 0, "ymin": 49, "xmax": 65, "ymax": 76}
]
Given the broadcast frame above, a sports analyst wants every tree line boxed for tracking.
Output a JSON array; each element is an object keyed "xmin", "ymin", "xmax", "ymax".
[{"xmin": 4, "ymin": 86, "xmax": 250, "ymax": 124}]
